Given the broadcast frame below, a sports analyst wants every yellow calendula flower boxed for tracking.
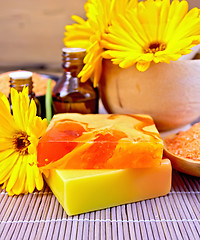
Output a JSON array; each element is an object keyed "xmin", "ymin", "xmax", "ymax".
[
  {"xmin": 64, "ymin": 0, "xmax": 135, "ymax": 87},
  {"xmin": 64, "ymin": 0, "xmax": 113, "ymax": 87},
  {"xmin": 0, "ymin": 87, "xmax": 47, "ymax": 196},
  {"xmin": 102, "ymin": 0, "xmax": 200, "ymax": 71}
]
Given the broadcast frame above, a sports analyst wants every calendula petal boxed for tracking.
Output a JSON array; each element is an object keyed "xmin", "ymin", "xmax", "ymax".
[
  {"xmin": 0, "ymin": 93, "xmax": 11, "ymax": 113},
  {"xmin": 164, "ymin": 0, "xmax": 188, "ymax": 42},
  {"xmin": 5, "ymin": 154, "xmax": 22, "ymax": 192},
  {"xmin": 93, "ymin": 56, "xmax": 103, "ymax": 87},
  {"xmin": 136, "ymin": 61, "xmax": 151, "ymax": 72},
  {"xmin": 0, "ymin": 96, "xmax": 16, "ymax": 133},
  {"xmin": 0, "ymin": 152, "xmax": 18, "ymax": 184},
  {"xmin": 26, "ymin": 161, "xmax": 35, "ymax": 193},
  {"xmin": 33, "ymin": 157, "xmax": 44, "ymax": 191},
  {"xmin": 11, "ymin": 88, "xmax": 24, "ymax": 131},
  {"xmin": 11, "ymin": 158, "xmax": 27, "ymax": 195},
  {"xmin": 0, "ymin": 138, "xmax": 14, "ymax": 151}
]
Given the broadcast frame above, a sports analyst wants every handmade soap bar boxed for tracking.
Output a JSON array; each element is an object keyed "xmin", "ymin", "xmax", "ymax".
[
  {"xmin": 38, "ymin": 113, "xmax": 163, "ymax": 169},
  {"xmin": 45, "ymin": 159, "xmax": 171, "ymax": 216}
]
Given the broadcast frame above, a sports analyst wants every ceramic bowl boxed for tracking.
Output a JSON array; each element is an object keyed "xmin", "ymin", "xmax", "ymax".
[{"xmin": 100, "ymin": 59, "xmax": 200, "ymax": 131}]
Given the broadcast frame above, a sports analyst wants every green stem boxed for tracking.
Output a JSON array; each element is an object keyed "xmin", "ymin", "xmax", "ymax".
[{"xmin": 45, "ymin": 79, "xmax": 53, "ymax": 124}]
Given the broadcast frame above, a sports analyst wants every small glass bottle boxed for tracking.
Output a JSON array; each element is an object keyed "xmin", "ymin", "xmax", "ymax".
[
  {"xmin": 9, "ymin": 71, "xmax": 41, "ymax": 116},
  {"xmin": 52, "ymin": 48, "xmax": 98, "ymax": 114}
]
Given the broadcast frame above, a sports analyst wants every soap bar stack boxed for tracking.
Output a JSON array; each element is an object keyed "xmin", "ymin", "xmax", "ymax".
[{"xmin": 37, "ymin": 114, "xmax": 171, "ymax": 216}]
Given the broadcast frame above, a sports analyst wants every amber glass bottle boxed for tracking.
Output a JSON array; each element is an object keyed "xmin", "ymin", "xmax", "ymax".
[
  {"xmin": 52, "ymin": 48, "xmax": 98, "ymax": 114},
  {"xmin": 9, "ymin": 71, "xmax": 41, "ymax": 116}
]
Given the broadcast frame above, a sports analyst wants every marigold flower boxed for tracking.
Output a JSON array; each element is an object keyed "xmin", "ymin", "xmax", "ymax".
[
  {"xmin": 64, "ymin": 0, "xmax": 134, "ymax": 87},
  {"xmin": 64, "ymin": 0, "xmax": 200, "ymax": 84},
  {"xmin": 102, "ymin": 0, "xmax": 200, "ymax": 71},
  {"xmin": 0, "ymin": 87, "xmax": 47, "ymax": 195}
]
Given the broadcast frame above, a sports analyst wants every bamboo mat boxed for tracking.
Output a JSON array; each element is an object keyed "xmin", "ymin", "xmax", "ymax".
[{"xmin": 0, "ymin": 171, "xmax": 199, "ymax": 240}]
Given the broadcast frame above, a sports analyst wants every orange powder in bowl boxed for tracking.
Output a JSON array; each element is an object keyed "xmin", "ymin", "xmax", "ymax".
[
  {"xmin": 0, "ymin": 70, "xmax": 56, "ymax": 97},
  {"xmin": 165, "ymin": 122, "xmax": 200, "ymax": 161}
]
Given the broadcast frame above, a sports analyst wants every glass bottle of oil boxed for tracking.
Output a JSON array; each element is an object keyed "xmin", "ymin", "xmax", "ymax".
[
  {"xmin": 9, "ymin": 71, "xmax": 41, "ymax": 116},
  {"xmin": 52, "ymin": 48, "xmax": 98, "ymax": 114}
]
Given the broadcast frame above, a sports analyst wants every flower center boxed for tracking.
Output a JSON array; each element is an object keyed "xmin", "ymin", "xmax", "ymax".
[
  {"xmin": 13, "ymin": 132, "xmax": 30, "ymax": 155},
  {"xmin": 144, "ymin": 42, "xmax": 166, "ymax": 54}
]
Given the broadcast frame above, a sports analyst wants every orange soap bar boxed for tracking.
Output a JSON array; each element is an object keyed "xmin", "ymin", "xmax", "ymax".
[{"xmin": 37, "ymin": 113, "xmax": 163, "ymax": 169}]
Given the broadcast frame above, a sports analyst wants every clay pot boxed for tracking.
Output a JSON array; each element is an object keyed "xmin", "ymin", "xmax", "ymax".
[{"xmin": 100, "ymin": 59, "xmax": 200, "ymax": 131}]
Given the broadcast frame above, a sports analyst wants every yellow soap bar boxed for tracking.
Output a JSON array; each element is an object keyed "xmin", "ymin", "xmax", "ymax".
[{"xmin": 45, "ymin": 159, "xmax": 171, "ymax": 216}]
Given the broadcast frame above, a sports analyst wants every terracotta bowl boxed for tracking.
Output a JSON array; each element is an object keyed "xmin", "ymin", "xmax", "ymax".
[{"xmin": 100, "ymin": 59, "xmax": 200, "ymax": 131}]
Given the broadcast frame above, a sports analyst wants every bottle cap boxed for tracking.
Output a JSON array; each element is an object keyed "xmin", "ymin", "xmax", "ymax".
[
  {"xmin": 9, "ymin": 71, "xmax": 33, "ymax": 80},
  {"xmin": 62, "ymin": 48, "xmax": 86, "ymax": 53}
]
